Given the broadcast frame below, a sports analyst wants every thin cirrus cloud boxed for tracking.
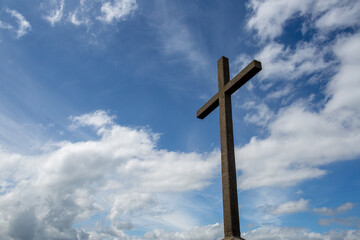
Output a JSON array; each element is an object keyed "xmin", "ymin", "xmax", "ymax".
[
  {"xmin": 314, "ymin": 202, "xmax": 355, "ymax": 216},
  {"xmin": 42, "ymin": 0, "xmax": 137, "ymax": 26},
  {"xmin": 318, "ymin": 217, "xmax": 360, "ymax": 228},
  {"xmin": 43, "ymin": 0, "xmax": 64, "ymax": 26},
  {"xmin": 149, "ymin": 0, "xmax": 210, "ymax": 73},
  {"xmin": 0, "ymin": 8, "xmax": 31, "ymax": 38}
]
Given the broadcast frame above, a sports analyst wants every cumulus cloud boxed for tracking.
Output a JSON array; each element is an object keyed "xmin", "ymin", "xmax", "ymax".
[
  {"xmin": 231, "ymin": 1, "xmax": 360, "ymax": 190},
  {"xmin": 246, "ymin": 0, "xmax": 313, "ymax": 41},
  {"xmin": 314, "ymin": 202, "xmax": 356, "ymax": 216},
  {"xmin": 235, "ymin": 33, "xmax": 360, "ymax": 190},
  {"xmin": 70, "ymin": 110, "xmax": 115, "ymax": 129},
  {"xmin": 0, "ymin": 110, "xmax": 219, "ymax": 239},
  {"xmin": 142, "ymin": 223, "xmax": 223, "ymax": 240},
  {"xmin": 89, "ymin": 224, "xmax": 360, "ymax": 240}
]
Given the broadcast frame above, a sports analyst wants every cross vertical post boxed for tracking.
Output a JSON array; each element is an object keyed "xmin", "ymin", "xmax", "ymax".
[
  {"xmin": 197, "ymin": 56, "xmax": 262, "ymax": 240},
  {"xmin": 218, "ymin": 57, "xmax": 240, "ymax": 239}
]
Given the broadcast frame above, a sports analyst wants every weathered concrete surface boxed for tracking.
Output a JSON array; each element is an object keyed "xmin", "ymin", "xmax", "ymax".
[{"xmin": 197, "ymin": 56, "xmax": 261, "ymax": 239}]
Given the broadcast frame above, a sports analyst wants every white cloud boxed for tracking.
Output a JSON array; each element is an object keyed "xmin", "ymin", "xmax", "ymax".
[
  {"xmin": 324, "ymin": 33, "xmax": 360, "ymax": 115},
  {"xmin": 69, "ymin": 0, "xmax": 92, "ymax": 26},
  {"xmin": 255, "ymin": 41, "xmax": 330, "ymax": 81},
  {"xmin": 266, "ymin": 85, "xmax": 292, "ymax": 100},
  {"xmin": 269, "ymin": 198, "xmax": 309, "ymax": 215},
  {"xmin": 0, "ymin": 21, "xmax": 13, "ymax": 30},
  {"xmin": 246, "ymin": 0, "xmax": 313, "ymax": 41},
  {"xmin": 232, "ymin": 42, "xmax": 331, "ymax": 95},
  {"xmin": 142, "ymin": 223, "xmax": 223, "ymax": 240},
  {"xmin": 0, "ymin": 110, "xmax": 219, "ymax": 239},
  {"xmin": 44, "ymin": 0, "xmax": 65, "ymax": 26},
  {"xmin": 246, "ymin": 0, "xmax": 360, "ymax": 41},
  {"xmin": 242, "ymin": 101, "xmax": 274, "ymax": 127},
  {"xmin": 5, "ymin": 9, "xmax": 31, "ymax": 38},
  {"xmin": 98, "ymin": 0, "xmax": 137, "ymax": 23},
  {"xmin": 70, "ymin": 110, "xmax": 115, "ymax": 129},
  {"xmin": 318, "ymin": 217, "xmax": 360, "ymax": 228},
  {"xmin": 236, "ymin": 33, "xmax": 360, "ymax": 190},
  {"xmin": 42, "ymin": 0, "xmax": 137, "ymax": 27},
  {"xmin": 315, "ymin": 1, "xmax": 360, "ymax": 32},
  {"xmin": 234, "ymin": 1, "xmax": 360, "ymax": 190},
  {"xmin": 91, "ymin": 225, "xmax": 360, "ymax": 240},
  {"xmin": 314, "ymin": 202, "xmax": 356, "ymax": 216}
]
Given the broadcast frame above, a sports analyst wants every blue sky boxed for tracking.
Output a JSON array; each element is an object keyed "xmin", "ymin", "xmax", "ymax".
[{"xmin": 0, "ymin": 0, "xmax": 359, "ymax": 239}]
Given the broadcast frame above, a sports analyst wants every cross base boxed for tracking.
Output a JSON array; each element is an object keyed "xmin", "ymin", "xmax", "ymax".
[{"xmin": 222, "ymin": 237, "xmax": 245, "ymax": 240}]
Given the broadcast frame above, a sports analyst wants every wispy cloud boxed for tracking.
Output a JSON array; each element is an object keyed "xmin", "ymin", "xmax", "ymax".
[
  {"xmin": 0, "ymin": 20, "xmax": 13, "ymax": 30},
  {"xmin": 42, "ymin": 0, "xmax": 137, "ymax": 26},
  {"xmin": 68, "ymin": 0, "xmax": 92, "ymax": 26},
  {"xmin": 2, "ymin": 9, "xmax": 31, "ymax": 38},
  {"xmin": 314, "ymin": 202, "xmax": 356, "ymax": 216},
  {"xmin": 318, "ymin": 217, "xmax": 360, "ymax": 228},
  {"xmin": 98, "ymin": 0, "xmax": 137, "ymax": 23},
  {"xmin": 246, "ymin": 0, "xmax": 360, "ymax": 41},
  {"xmin": 268, "ymin": 198, "xmax": 309, "ymax": 215},
  {"xmin": 241, "ymin": 101, "xmax": 274, "ymax": 127},
  {"xmin": 43, "ymin": 0, "xmax": 65, "ymax": 26},
  {"xmin": 150, "ymin": 1, "xmax": 209, "ymax": 73}
]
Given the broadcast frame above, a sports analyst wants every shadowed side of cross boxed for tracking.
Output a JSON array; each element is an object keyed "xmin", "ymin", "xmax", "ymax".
[{"xmin": 197, "ymin": 56, "xmax": 261, "ymax": 240}]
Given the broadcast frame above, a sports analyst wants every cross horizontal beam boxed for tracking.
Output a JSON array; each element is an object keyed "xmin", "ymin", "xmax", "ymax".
[
  {"xmin": 196, "ymin": 93, "xmax": 219, "ymax": 119},
  {"xmin": 197, "ymin": 60, "xmax": 262, "ymax": 119}
]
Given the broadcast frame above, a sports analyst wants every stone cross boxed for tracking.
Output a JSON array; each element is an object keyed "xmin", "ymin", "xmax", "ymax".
[{"xmin": 197, "ymin": 56, "xmax": 261, "ymax": 240}]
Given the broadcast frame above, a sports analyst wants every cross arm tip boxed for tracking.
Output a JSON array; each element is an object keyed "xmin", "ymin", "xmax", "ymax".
[
  {"xmin": 196, "ymin": 93, "xmax": 219, "ymax": 119},
  {"xmin": 196, "ymin": 111, "xmax": 205, "ymax": 119},
  {"xmin": 252, "ymin": 59, "xmax": 262, "ymax": 70}
]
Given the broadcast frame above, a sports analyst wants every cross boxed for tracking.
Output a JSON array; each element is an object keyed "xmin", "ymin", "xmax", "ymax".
[{"xmin": 197, "ymin": 56, "xmax": 261, "ymax": 240}]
